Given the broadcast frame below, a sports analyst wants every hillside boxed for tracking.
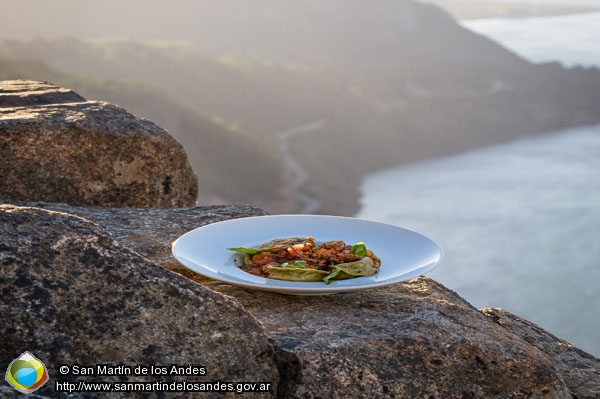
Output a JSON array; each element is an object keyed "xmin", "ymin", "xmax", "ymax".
[
  {"xmin": 2, "ymin": 0, "xmax": 600, "ymax": 214},
  {"xmin": 0, "ymin": 58, "xmax": 291, "ymax": 211}
]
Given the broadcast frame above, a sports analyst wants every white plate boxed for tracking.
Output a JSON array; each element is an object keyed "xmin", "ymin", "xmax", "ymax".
[{"xmin": 171, "ymin": 215, "xmax": 443, "ymax": 295}]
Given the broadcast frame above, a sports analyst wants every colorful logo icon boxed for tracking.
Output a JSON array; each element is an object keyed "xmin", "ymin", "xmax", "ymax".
[{"xmin": 5, "ymin": 352, "xmax": 49, "ymax": 394}]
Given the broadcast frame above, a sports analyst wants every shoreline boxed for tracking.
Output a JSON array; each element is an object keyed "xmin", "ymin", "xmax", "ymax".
[
  {"xmin": 296, "ymin": 121, "xmax": 600, "ymax": 218},
  {"xmin": 427, "ymin": 1, "xmax": 600, "ymax": 21}
]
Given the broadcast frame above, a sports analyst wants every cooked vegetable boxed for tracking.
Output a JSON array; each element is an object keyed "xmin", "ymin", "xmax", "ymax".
[
  {"xmin": 281, "ymin": 261, "xmax": 308, "ymax": 268},
  {"xmin": 350, "ymin": 242, "xmax": 368, "ymax": 257},
  {"xmin": 267, "ymin": 266, "xmax": 329, "ymax": 282},
  {"xmin": 323, "ymin": 268, "xmax": 341, "ymax": 284},
  {"xmin": 228, "ymin": 237, "xmax": 380, "ymax": 284},
  {"xmin": 228, "ymin": 247, "xmax": 263, "ymax": 255}
]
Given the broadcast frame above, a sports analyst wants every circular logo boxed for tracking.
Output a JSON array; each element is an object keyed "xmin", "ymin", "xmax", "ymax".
[{"xmin": 5, "ymin": 352, "xmax": 49, "ymax": 394}]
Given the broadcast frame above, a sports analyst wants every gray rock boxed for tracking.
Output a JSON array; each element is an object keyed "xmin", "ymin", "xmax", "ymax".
[
  {"xmin": 221, "ymin": 279, "xmax": 572, "ymax": 399},
  {"xmin": 23, "ymin": 202, "xmax": 600, "ymax": 399},
  {"xmin": 0, "ymin": 79, "xmax": 85, "ymax": 106},
  {"xmin": 0, "ymin": 80, "xmax": 197, "ymax": 208},
  {"xmin": 19, "ymin": 201, "xmax": 269, "ymax": 281},
  {"xmin": 0, "ymin": 204, "xmax": 278, "ymax": 398},
  {"xmin": 0, "ymin": 385, "xmax": 51, "ymax": 398},
  {"xmin": 482, "ymin": 308, "xmax": 600, "ymax": 399}
]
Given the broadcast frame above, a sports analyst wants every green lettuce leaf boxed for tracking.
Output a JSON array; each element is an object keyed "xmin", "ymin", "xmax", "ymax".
[
  {"xmin": 350, "ymin": 242, "xmax": 368, "ymax": 257},
  {"xmin": 228, "ymin": 247, "xmax": 263, "ymax": 255},
  {"xmin": 323, "ymin": 268, "xmax": 341, "ymax": 284}
]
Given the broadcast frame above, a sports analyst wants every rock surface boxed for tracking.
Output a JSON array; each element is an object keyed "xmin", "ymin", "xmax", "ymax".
[
  {"xmin": 0, "ymin": 385, "xmax": 51, "ymax": 399},
  {"xmin": 19, "ymin": 201, "xmax": 600, "ymax": 399},
  {"xmin": 482, "ymin": 308, "xmax": 600, "ymax": 399},
  {"xmin": 0, "ymin": 80, "xmax": 197, "ymax": 208},
  {"xmin": 0, "ymin": 204, "xmax": 278, "ymax": 398},
  {"xmin": 2, "ymin": 86, "xmax": 598, "ymax": 398}
]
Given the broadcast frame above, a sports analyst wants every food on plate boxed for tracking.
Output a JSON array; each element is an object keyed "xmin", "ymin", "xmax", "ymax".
[{"xmin": 228, "ymin": 237, "xmax": 380, "ymax": 284}]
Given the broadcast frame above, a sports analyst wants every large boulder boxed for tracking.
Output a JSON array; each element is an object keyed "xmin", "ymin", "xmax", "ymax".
[
  {"xmin": 0, "ymin": 80, "xmax": 197, "ymax": 208},
  {"xmin": 0, "ymin": 204, "xmax": 278, "ymax": 398},
  {"xmin": 25, "ymin": 202, "xmax": 600, "ymax": 399}
]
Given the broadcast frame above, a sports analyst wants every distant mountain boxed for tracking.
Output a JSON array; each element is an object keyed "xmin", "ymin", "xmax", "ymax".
[{"xmin": 1, "ymin": 0, "xmax": 600, "ymax": 215}]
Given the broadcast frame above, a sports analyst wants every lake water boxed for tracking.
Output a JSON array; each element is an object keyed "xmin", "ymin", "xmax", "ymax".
[
  {"xmin": 463, "ymin": 12, "xmax": 600, "ymax": 67},
  {"xmin": 357, "ymin": 12, "xmax": 600, "ymax": 356}
]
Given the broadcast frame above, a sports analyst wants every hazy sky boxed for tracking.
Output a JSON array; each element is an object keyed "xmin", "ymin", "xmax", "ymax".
[
  {"xmin": 2, "ymin": 0, "xmax": 599, "ymax": 44},
  {"xmin": 446, "ymin": 0, "xmax": 600, "ymax": 4}
]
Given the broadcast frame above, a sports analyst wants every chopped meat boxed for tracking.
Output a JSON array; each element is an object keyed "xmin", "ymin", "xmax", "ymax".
[{"xmin": 243, "ymin": 238, "xmax": 379, "ymax": 278}]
